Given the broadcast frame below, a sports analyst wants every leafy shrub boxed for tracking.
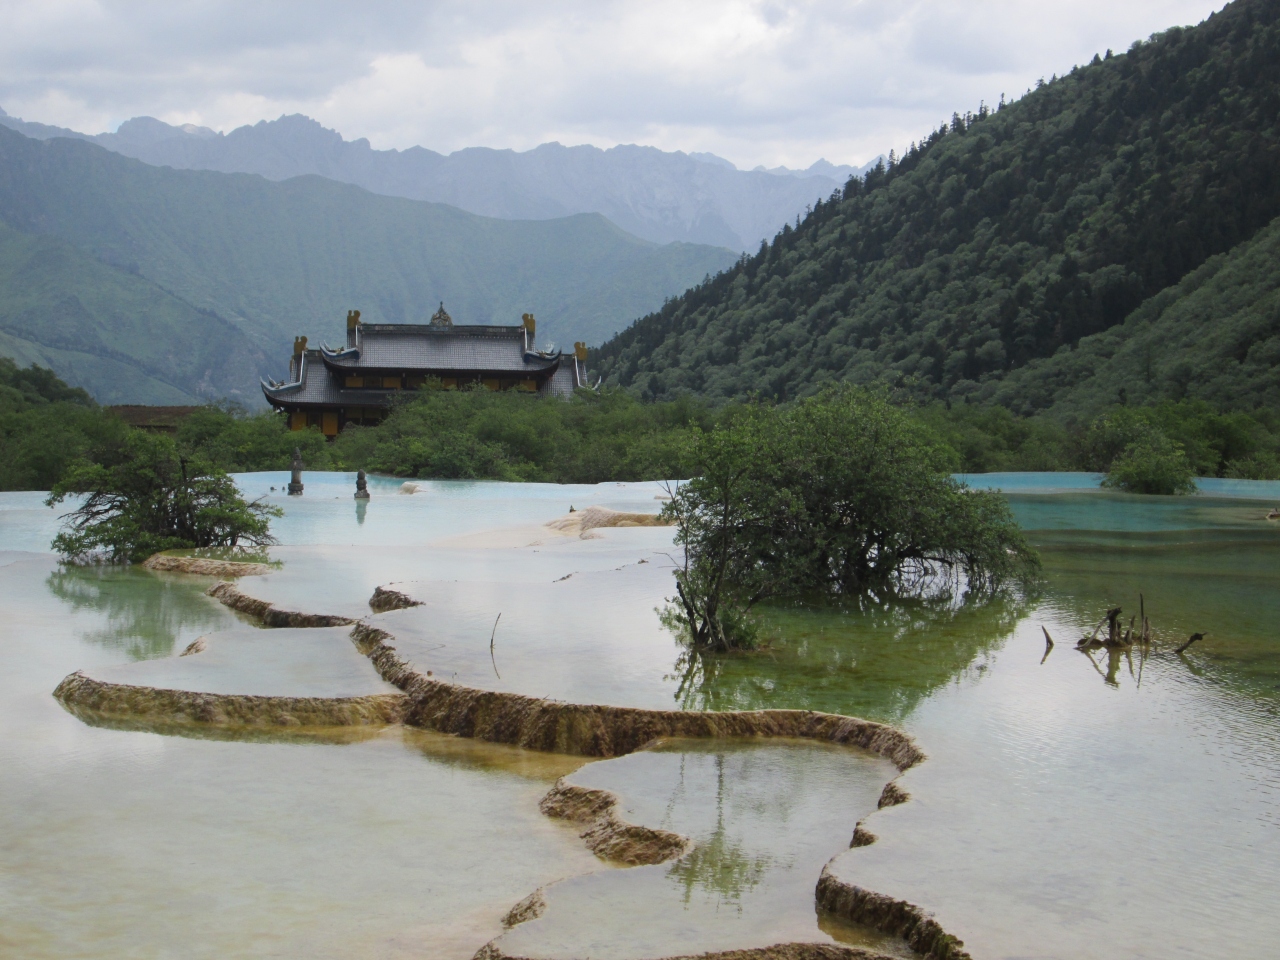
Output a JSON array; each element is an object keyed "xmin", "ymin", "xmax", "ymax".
[
  {"xmin": 46, "ymin": 432, "xmax": 279, "ymax": 563},
  {"xmin": 1102, "ymin": 433, "xmax": 1196, "ymax": 495},
  {"xmin": 664, "ymin": 387, "xmax": 1039, "ymax": 650}
]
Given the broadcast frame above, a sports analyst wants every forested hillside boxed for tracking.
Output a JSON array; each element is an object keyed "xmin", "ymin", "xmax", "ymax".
[
  {"xmin": 991, "ymin": 211, "xmax": 1280, "ymax": 417},
  {"xmin": 0, "ymin": 124, "xmax": 736, "ymax": 402},
  {"xmin": 594, "ymin": 0, "xmax": 1280, "ymax": 410}
]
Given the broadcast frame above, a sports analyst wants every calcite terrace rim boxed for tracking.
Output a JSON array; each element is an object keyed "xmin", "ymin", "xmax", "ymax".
[
  {"xmin": 52, "ymin": 671, "xmax": 407, "ymax": 728},
  {"xmin": 53, "ymin": 572, "xmax": 967, "ymax": 960}
]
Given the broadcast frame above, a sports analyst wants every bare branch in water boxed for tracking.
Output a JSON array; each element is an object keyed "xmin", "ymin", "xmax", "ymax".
[{"xmin": 489, "ymin": 613, "xmax": 502, "ymax": 679}]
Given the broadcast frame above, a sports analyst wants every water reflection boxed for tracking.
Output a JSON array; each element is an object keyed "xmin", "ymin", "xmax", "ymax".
[
  {"xmin": 44, "ymin": 565, "xmax": 241, "ymax": 660},
  {"xmin": 665, "ymin": 752, "xmax": 771, "ymax": 908},
  {"xmin": 1033, "ymin": 528, "xmax": 1280, "ymax": 700},
  {"xmin": 58, "ymin": 703, "xmax": 392, "ymax": 745},
  {"xmin": 355, "ymin": 498, "xmax": 367, "ymax": 525},
  {"xmin": 668, "ymin": 591, "xmax": 1031, "ymax": 722},
  {"xmin": 493, "ymin": 739, "xmax": 901, "ymax": 959},
  {"xmin": 401, "ymin": 727, "xmax": 585, "ymax": 782}
]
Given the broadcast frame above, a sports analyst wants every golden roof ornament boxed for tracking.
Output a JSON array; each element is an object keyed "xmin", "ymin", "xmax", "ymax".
[{"xmin": 430, "ymin": 302, "xmax": 453, "ymax": 327}]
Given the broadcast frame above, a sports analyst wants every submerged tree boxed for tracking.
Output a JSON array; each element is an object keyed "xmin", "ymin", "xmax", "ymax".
[
  {"xmin": 663, "ymin": 387, "xmax": 1039, "ymax": 651},
  {"xmin": 47, "ymin": 432, "xmax": 280, "ymax": 564}
]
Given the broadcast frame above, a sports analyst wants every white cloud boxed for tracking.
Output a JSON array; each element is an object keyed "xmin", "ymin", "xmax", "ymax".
[{"xmin": 0, "ymin": 0, "xmax": 1228, "ymax": 168}]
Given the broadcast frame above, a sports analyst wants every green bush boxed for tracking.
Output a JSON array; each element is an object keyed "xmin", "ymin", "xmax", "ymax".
[
  {"xmin": 664, "ymin": 387, "xmax": 1039, "ymax": 650},
  {"xmin": 1102, "ymin": 434, "xmax": 1197, "ymax": 495},
  {"xmin": 46, "ymin": 432, "xmax": 280, "ymax": 563}
]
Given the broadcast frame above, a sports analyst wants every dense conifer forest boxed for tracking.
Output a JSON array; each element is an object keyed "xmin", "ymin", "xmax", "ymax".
[{"xmin": 592, "ymin": 0, "xmax": 1280, "ymax": 414}]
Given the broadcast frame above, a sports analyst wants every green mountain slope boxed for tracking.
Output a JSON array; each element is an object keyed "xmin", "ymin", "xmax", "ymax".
[
  {"xmin": 0, "ymin": 124, "xmax": 736, "ymax": 401},
  {"xmin": 0, "ymin": 219, "xmax": 265, "ymax": 403},
  {"xmin": 991, "ymin": 211, "xmax": 1280, "ymax": 418},
  {"xmin": 594, "ymin": 0, "xmax": 1280, "ymax": 406}
]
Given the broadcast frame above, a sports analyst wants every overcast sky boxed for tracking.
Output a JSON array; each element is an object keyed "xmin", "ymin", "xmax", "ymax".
[{"xmin": 0, "ymin": 1, "xmax": 1226, "ymax": 170}]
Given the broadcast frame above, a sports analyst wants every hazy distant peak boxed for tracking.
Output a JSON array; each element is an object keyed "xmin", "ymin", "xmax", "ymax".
[
  {"xmin": 0, "ymin": 105, "xmax": 858, "ymax": 250},
  {"xmin": 752, "ymin": 156, "xmax": 880, "ymax": 180},
  {"xmin": 113, "ymin": 115, "xmax": 217, "ymax": 146},
  {"xmin": 687, "ymin": 151, "xmax": 738, "ymax": 170}
]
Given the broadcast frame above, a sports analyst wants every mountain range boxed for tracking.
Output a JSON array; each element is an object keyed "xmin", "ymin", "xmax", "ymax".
[
  {"xmin": 0, "ymin": 108, "xmax": 873, "ymax": 251},
  {"xmin": 594, "ymin": 0, "xmax": 1280, "ymax": 419},
  {"xmin": 0, "ymin": 123, "xmax": 737, "ymax": 404}
]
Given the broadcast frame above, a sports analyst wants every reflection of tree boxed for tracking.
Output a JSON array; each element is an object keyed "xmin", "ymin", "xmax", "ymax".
[
  {"xmin": 667, "ymin": 590, "xmax": 1032, "ymax": 723},
  {"xmin": 45, "ymin": 566, "xmax": 234, "ymax": 661},
  {"xmin": 665, "ymin": 753, "xmax": 771, "ymax": 909}
]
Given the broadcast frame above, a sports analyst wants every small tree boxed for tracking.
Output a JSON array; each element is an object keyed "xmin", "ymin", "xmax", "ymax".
[
  {"xmin": 663, "ymin": 388, "xmax": 1038, "ymax": 650},
  {"xmin": 1102, "ymin": 434, "xmax": 1197, "ymax": 495},
  {"xmin": 47, "ymin": 432, "xmax": 280, "ymax": 564},
  {"xmin": 1086, "ymin": 409, "xmax": 1196, "ymax": 495}
]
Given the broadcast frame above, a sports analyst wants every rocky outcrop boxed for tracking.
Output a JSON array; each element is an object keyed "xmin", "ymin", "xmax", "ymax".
[
  {"xmin": 539, "ymin": 780, "xmax": 691, "ymax": 866},
  {"xmin": 877, "ymin": 781, "xmax": 910, "ymax": 808},
  {"xmin": 368, "ymin": 586, "xmax": 424, "ymax": 613},
  {"xmin": 143, "ymin": 554, "xmax": 273, "ymax": 577},
  {"xmin": 351, "ymin": 623, "xmax": 924, "ymax": 769},
  {"xmin": 475, "ymin": 942, "xmax": 901, "ymax": 960},
  {"xmin": 545, "ymin": 506, "xmax": 674, "ymax": 539}
]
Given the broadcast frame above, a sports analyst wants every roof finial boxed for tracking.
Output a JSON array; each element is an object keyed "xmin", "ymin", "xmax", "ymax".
[{"xmin": 431, "ymin": 302, "xmax": 453, "ymax": 327}]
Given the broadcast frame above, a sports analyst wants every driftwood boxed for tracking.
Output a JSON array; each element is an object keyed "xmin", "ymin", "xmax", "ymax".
[
  {"xmin": 1077, "ymin": 605, "xmax": 1156, "ymax": 653},
  {"xmin": 1040, "ymin": 627, "xmax": 1054, "ymax": 664},
  {"xmin": 1175, "ymin": 632, "xmax": 1206, "ymax": 655},
  {"xmin": 1072, "ymin": 597, "xmax": 1206, "ymax": 685}
]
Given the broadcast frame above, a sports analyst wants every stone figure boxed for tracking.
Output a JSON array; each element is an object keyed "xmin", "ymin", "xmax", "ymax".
[
  {"xmin": 288, "ymin": 448, "xmax": 304, "ymax": 495},
  {"xmin": 355, "ymin": 469, "xmax": 370, "ymax": 500}
]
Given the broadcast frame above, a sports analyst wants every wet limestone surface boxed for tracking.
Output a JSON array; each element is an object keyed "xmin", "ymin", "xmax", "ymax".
[
  {"xmin": 0, "ymin": 552, "xmax": 603, "ymax": 960},
  {"xmin": 493, "ymin": 738, "xmax": 909, "ymax": 960},
  {"xmin": 234, "ymin": 528, "xmax": 675, "ymax": 622},
  {"xmin": 80, "ymin": 624, "xmax": 398, "ymax": 698},
  {"xmin": 372, "ymin": 562, "xmax": 683, "ymax": 709}
]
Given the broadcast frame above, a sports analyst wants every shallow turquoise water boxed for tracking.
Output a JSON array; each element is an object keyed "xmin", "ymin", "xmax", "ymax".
[
  {"xmin": 0, "ymin": 551, "xmax": 603, "ymax": 960},
  {"xmin": 4, "ymin": 472, "xmax": 1279, "ymax": 958}
]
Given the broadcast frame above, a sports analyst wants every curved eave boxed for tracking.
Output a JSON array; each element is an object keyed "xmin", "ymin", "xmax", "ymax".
[
  {"xmin": 262, "ymin": 386, "xmax": 401, "ymax": 410},
  {"xmin": 320, "ymin": 344, "xmax": 360, "ymax": 362},
  {"xmin": 261, "ymin": 378, "xmax": 302, "ymax": 399}
]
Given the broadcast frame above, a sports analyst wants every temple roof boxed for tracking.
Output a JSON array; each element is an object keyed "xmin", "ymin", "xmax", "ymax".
[
  {"xmin": 262, "ymin": 318, "xmax": 588, "ymax": 410},
  {"xmin": 262, "ymin": 351, "xmax": 401, "ymax": 408},
  {"xmin": 319, "ymin": 323, "xmax": 560, "ymax": 374}
]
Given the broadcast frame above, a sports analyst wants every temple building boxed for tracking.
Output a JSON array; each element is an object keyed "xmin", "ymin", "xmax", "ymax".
[{"xmin": 261, "ymin": 305, "xmax": 589, "ymax": 436}]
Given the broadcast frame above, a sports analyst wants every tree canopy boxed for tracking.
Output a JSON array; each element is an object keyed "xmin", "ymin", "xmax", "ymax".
[{"xmin": 663, "ymin": 388, "xmax": 1039, "ymax": 650}]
